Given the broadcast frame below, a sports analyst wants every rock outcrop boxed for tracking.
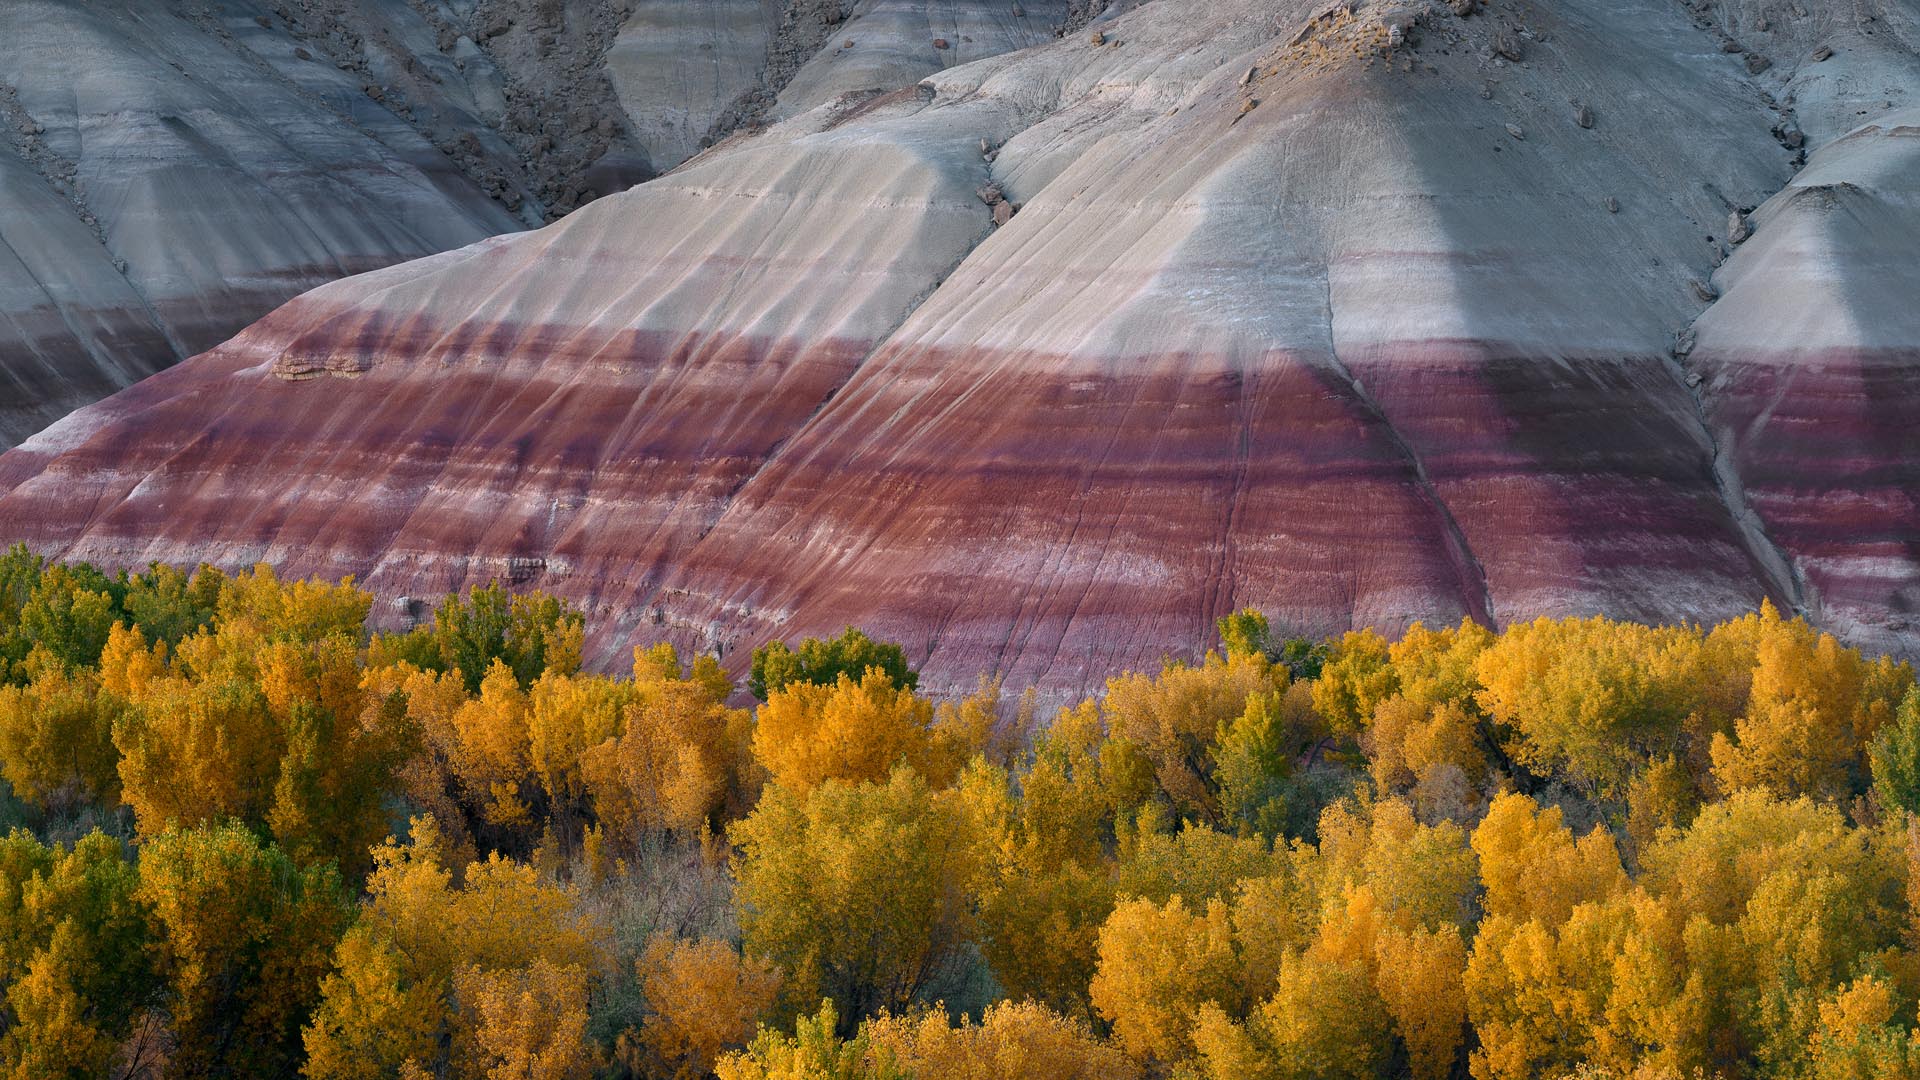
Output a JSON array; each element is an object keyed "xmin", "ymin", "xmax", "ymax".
[
  {"xmin": 0, "ymin": 0, "xmax": 1062, "ymax": 448},
  {"xmin": 0, "ymin": 0, "xmax": 518, "ymax": 446},
  {"xmin": 1689, "ymin": 108, "xmax": 1920, "ymax": 660},
  {"xmin": 4, "ymin": 0, "xmax": 1917, "ymax": 692}
]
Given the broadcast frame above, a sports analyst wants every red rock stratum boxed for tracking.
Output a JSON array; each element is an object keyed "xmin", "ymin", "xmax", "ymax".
[{"xmin": 4, "ymin": 0, "xmax": 1917, "ymax": 691}]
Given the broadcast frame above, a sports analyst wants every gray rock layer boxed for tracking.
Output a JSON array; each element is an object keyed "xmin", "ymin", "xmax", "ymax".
[
  {"xmin": 0, "ymin": 0, "xmax": 1065, "ymax": 448},
  {"xmin": 4, "ymin": 0, "xmax": 1918, "ymax": 691}
]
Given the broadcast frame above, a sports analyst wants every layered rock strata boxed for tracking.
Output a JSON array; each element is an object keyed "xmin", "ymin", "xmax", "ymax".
[
  {"xmin": 0, "ymin": 0, "xmax": 1056, "ymax": 448},
  {"xmin": 4, "ymin": 0, "xmax": 1917, "ymax": 691}
]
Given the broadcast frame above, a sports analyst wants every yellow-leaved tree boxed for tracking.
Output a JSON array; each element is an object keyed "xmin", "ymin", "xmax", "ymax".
[
  {"xmin": 1708, "ymin": 605, "xmax": 1912, "ymax": 802},
  {"xmin": 1189, "ymin": 884, "xmax": 1391, "ymax": 1080},
  {"xmin": 527, "ymin": 669, "xmax": 631, "ymax": 832},
  {"xmin": 863, "ymin": 999, "xmax": 1142, "ymax": 1080},
  {"xmin": 1474, "ymin": 616, "xmax": 1708, "ymax": 798},
  {"xmin": 713, "ymin": 1000, "xmax": 886, "ymax": 1080},
  {"xmin": 1358, "ymin": 619, "xmax": 1495, "ymax": 815},
  {"xmin": 1470, "ymin": 792, "xmax": 1627, "ymax": 926},
  {"xmin": 1088, "ymin": 895, "xmax": 1241, "ymax": 1063},
  {"xmin": 1375, "ymin": 923, "xmax": 1470, "ymax": 1080},
  {"xmin": 302, "ymin": 817, "xmax": 609, "ymax": 1080},
  {"xmin": 1310, "ymin": 797, "xmax": 1479, "ymax": 934},
  {"xmin": 451, "ymin": 958, "xmax": 599, "ymax": 1080},
  {"xmin": 1463, "ymin": 794, "xmax": 1635, "ymax": 1080},
  {"xmin": 447, "ymin": 660, "xmax": 537, "ymax": 829},
  {"xmin": 1188, "ymin": 818, "xmax": 1472, "ymax": 1080},
  {"xmin": 963, "ymin": 704, "xmax": 1121, "ymax": 1018},
  {"xmin": 0, "ymin": 830, "xmax": 158, "ymax": 1078},
  {"xmin": 139, "ymin": 822, "xmax": 350, "ymax": 1078},
  {"xmin": 0, "ymin": 649, "xmax": 123, "ymax": 814},
  {"xmin": 112, "ymin": 569, "xmax": 415, "ymax": 874},
  {"xmin": 627, "ymin": 934, "xmax": 782, "ymax": 1080},
  {"xmin": 1312, "ymin": 630, "xmax": 1398, "ymax": 739},
  {"xmin": 752, "ymin": 669, "xmax": 960, "ymax": 794},
  {"xmin": 1807, "ymin": 974, "xmax": 1920, "ymax": 1080},
  {"xmin": 1637, "ymin": 790, "xmax": 1910, "ymax": 1077},
  {"xmin": 731, "ymin": 769, "xmax": 976, "ymax": 1026},
  {"xmin": 581, "ymin": 643, "xmax": 754, "ymax": 843},
  {"xmin": 1100, "ymin": 647, "xmax": 1279, "ymax": 824}
]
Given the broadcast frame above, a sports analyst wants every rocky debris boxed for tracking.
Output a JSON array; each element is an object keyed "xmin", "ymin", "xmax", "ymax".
[
  {"xmin": 1673, "ymin": 328, "xmax": 1697, "ymax": 357},
  {"xmin": 976, "ymin": 179, "xmax": 1020, "ymax": 226},
  {"xmin": 1089, "ymin": 30, "xmax": 1106, "ymax": 45},
  {"xmin": 1746, "ymin": 53, "xmax": 1772, "ymax": 74},
  {"xmin": 1728, "ymin": 210, "xmax": 1751, "ymax": 243},
  {"xmin": 1449, "ymin": 0, "xmax": 1477, "ymax": 15},
  {"xmin": 1493, "ymin": 32, "xmax": 1523, "ymax": 62},
  {"xmin": 1690, "ymin": 278, "xmax": 1720, "ymax": 303},
  {"xmin": 693, "ymin": 0, "xmax": 857, "ymax": 151},
  {"xmin": 1505, "ymin": 122, "xmax": 1525, "ymax": 139},
  {"xmin": 447, "ymin": 0, "xmax": 648, "ymax": 219},
  {"xmin": 1812, "ymin": 45, "xmax": 1833, "ymax": 61},
  {"xmin": 1605, "ymin": 195, "xmax": 1621, "ymax": 213},
  {"xmin": 1060, "ymin": 0, "xmax": 1113, "ymax": 34},
  {"xmin": 1284, "ymin": 0, "xmax": 1441, "ymax": 70},
  {"xmin": 1576, "ymin": 102, "xmax": 1594, "ymax": 128},
  {"xmin": 249, "ymin": 0, "xmax": 629, "ymax": 220},
  {"xmin": 1288, "ymin": 1, "xmax": 1356, "ymax": 47},
  {"xmin": 0, "ymin": 80, "xmax": 104, "ymax": 245}
]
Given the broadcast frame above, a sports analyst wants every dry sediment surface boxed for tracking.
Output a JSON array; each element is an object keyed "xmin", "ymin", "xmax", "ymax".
[
  {"xmin": 4, "ymin": 0, "xmax": 1918, "ymax": 693},
  {"xmin": 0, "ymin": 0, "xmax": 1059, "ymax": 447}
]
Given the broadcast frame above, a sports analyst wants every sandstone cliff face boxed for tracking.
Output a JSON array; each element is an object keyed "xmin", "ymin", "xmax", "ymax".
[
  {"xmin": 0, "ymin": 0, "xmax": 1060, "ymax": 448},
  {"xmin": 3, "ymin": 0, "xmax": 1917, "ymax": 692}
]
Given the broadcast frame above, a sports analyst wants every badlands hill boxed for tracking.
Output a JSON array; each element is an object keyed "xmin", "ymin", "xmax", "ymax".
[
  {"xmin": 0, "ymin": 0, "xmax": 1069, "ymax": 447},
  {"xmin": 3, "ymin": 0, "xmax": 1917, "ymax": 692}
]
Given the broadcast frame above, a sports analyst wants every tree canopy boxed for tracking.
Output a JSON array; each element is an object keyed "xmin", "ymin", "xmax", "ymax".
[{"xmin": 0, "ymin": 551, "xmax": 1914, "ymax": 1080}]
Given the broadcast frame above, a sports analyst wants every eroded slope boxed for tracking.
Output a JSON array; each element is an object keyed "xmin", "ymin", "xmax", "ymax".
[
  {"xmin": 4, "ymin": 0, "xmax": 1916, "ymax": 690},
  {"xmin": 0, "ymin": 0, "xmax": 1063, "ymax": 447}
]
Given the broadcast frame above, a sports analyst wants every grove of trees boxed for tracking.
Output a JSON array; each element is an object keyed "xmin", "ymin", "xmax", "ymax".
[{"xmin": 1, "ymin": 542, "xmax": 1919, "ymax": 1079}]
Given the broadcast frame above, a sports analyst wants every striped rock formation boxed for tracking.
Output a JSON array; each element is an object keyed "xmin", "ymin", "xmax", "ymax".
[
  {"xmin": 0, "ymin": 0, "xmax": 1062, "ymax": 447},
  {"xmin": 3, "ymin": 0, "xmax": 1916, "ymax": 692}
]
